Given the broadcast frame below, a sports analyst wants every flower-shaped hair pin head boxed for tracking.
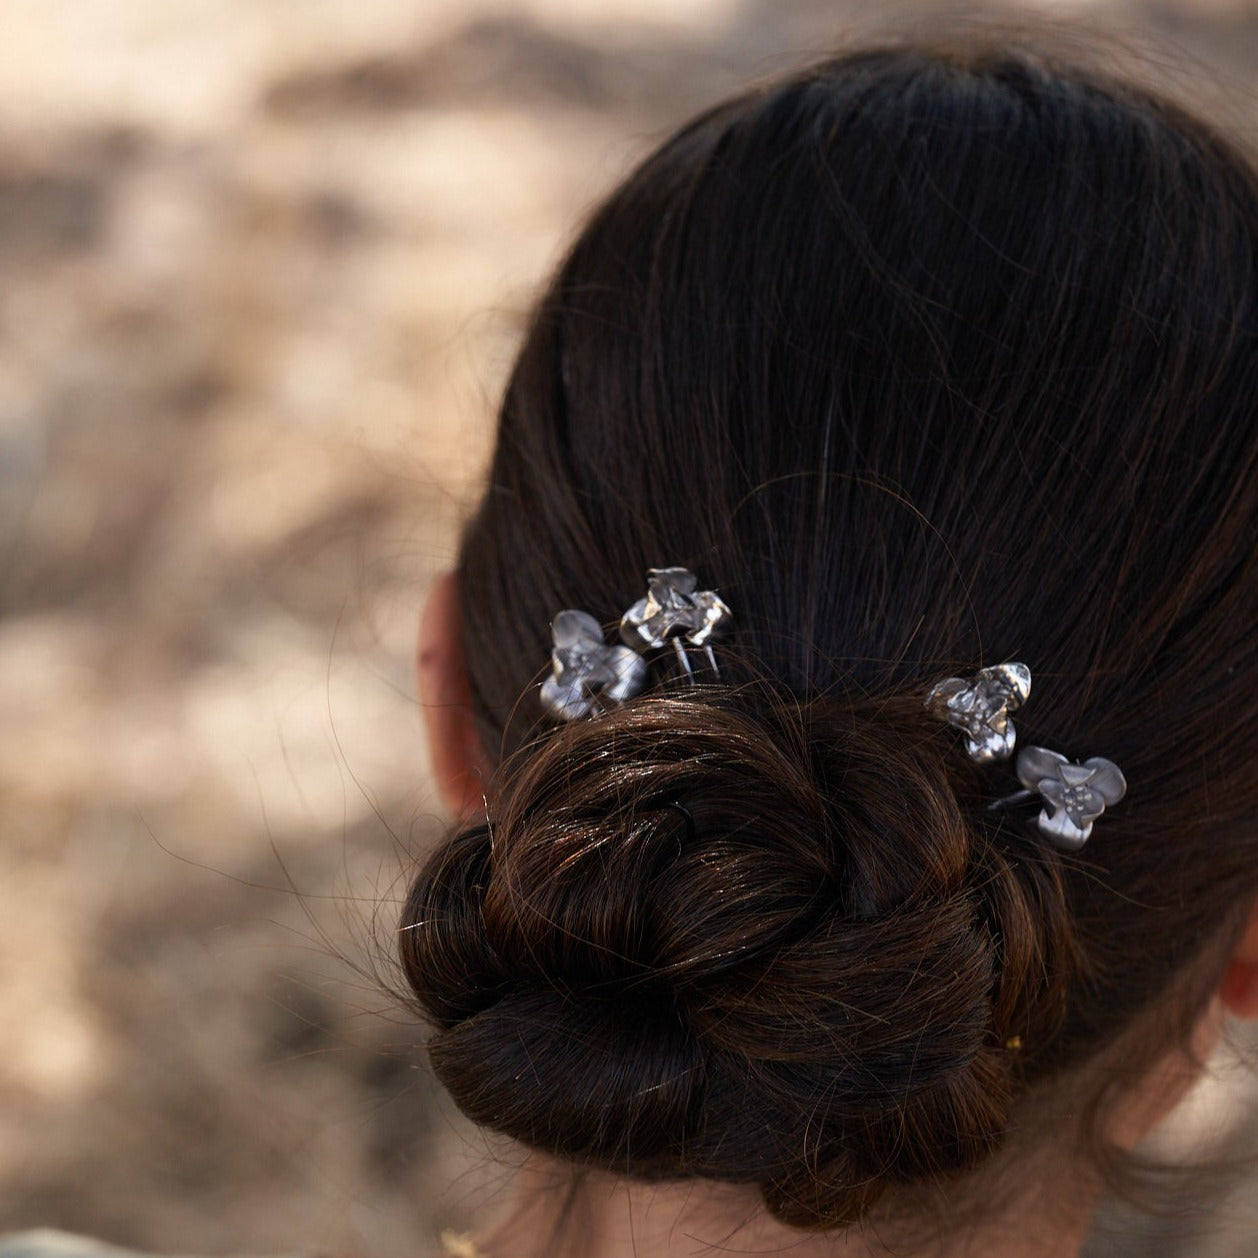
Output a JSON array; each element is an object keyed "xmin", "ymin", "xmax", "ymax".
[
  {"xmin": 540, "ymin": 609, "xmax": 650, "ymax": 721},
  {"xmin": 619, "ymin": 567, "xmax": 733, "ymax": 681},
  {"xmin": 1014, "ymin": 746, "xmax": 1127, "ymax": 850},
  {"xmin": 926, "ymin": 662, "xmax": 1032, "ymax": 763}
]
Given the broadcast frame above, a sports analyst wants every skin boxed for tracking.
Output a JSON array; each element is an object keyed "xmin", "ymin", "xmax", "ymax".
[{"xmin": 417, "ymin": 571, "xmax": 1258, "ymax": 1258}]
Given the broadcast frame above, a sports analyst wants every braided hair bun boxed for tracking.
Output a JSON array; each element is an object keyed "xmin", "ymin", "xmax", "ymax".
[{"xmin": 401, "ymin": 692, "xmax": 1074, "ymax": 1227}]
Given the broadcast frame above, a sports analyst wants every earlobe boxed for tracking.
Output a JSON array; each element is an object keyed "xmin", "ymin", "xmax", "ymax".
[
  {"xmin": 417, "ymin": 571, "xmax": 492, "ymax": 820},
  {"xmin": 1219, "ymin": 899, "xmax": 1258, "ymax": 1020}
]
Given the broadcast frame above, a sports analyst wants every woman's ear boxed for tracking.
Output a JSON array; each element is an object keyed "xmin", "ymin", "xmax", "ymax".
[
  {"xmin": 417, "ymin": 571, "xmax": 491, "ymax": 819},
  {"xmin": 1219, "ymin": 899, "xmax": 1258, "ymax": 1019}
]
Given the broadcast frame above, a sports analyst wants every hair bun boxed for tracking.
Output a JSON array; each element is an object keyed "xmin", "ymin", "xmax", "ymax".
[
  {"xmin": 429, "ymin": 986, "xmax": 703, "ymax": 1169},
  {"xmin": 401, "ymin": 688, "xmax": 1074, "ymax": 1227}
]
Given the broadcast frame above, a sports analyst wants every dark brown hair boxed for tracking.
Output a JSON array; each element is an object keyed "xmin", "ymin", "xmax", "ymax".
[{"xmin": 400, "ymin": 41, "xmax": 1258, "ymax": 1231}]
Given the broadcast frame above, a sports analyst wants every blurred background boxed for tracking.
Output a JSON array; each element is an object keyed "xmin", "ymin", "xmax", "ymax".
[{"xmin": 1, "ymin": 2, "xmax": 1256, "ymax": 1256}]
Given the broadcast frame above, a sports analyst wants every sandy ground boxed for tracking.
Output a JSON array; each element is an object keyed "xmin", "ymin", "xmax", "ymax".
[{"xmin": 1, "ymin": 3, "xmax": 1257, "ymax": 1256}]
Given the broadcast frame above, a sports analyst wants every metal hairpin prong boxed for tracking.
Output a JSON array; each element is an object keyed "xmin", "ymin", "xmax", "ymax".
[
  {"xmin": 925, "ymin": 662, "xmax": 1031, "ymax": 763},
  {"xmin": 620, "ymin": 567, "xmax": 732, "ymax": 684},
  {"xmin": 540, "ymin": 609, "xmax": 650, "ymax": 721},
  {"xmin": 990, "ymin": 746, "xmax": 1128, "ymax": 851},
  {"xmin": 671, "ymin": 638, "xmax": 694, "ymax": 682}
]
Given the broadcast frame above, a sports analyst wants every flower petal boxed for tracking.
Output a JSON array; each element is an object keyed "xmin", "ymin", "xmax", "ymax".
[
  {"xmin": 1082, "ymin": 757, "xmax": 1128, "ymax": 806},
  {"xmin": 1037, "ymin": 805, "xmax": 1091, "ymax": 850},
  {"xmin": 1016, "ymin": 745, "xmax": 1068, "ymax": 791},
  {"xmin": 551, "ymin": 608, "xmax": 606, "ymax": 649}
]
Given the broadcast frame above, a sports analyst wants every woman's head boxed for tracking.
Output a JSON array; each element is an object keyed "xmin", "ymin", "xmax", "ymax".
[{"xmin": 402, "ymin": 40, "xmax": 1258, "ymax": 1236}]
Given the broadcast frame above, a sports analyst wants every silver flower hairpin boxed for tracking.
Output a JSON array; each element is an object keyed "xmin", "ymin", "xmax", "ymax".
[
  {"xmin": 540, "ymin": 609, "xmax": 650, "ymax": 721},
  {"xmin": 929, "ymin": 662, "xmax": 1127, "ymax": 848},
  {"xmin": 620, "ymin": 567, "xmax": 733, "ymax": 682},
  {"xmin": 539, "ymin": 567, "xmax": 733, "ymax": 719},
  {"xmin": 996, "ymin": 747, "xmax": 1128, "ymax": 851},
  {"xmin": 925, "ymin": 661, "xmax": 1032, "ymax": 763}
]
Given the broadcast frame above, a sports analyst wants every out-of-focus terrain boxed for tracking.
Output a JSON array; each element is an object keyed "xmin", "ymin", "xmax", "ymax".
[{"xmin": 1, "ymin": 3, "xmax": 1256, "ymax": 1256}]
